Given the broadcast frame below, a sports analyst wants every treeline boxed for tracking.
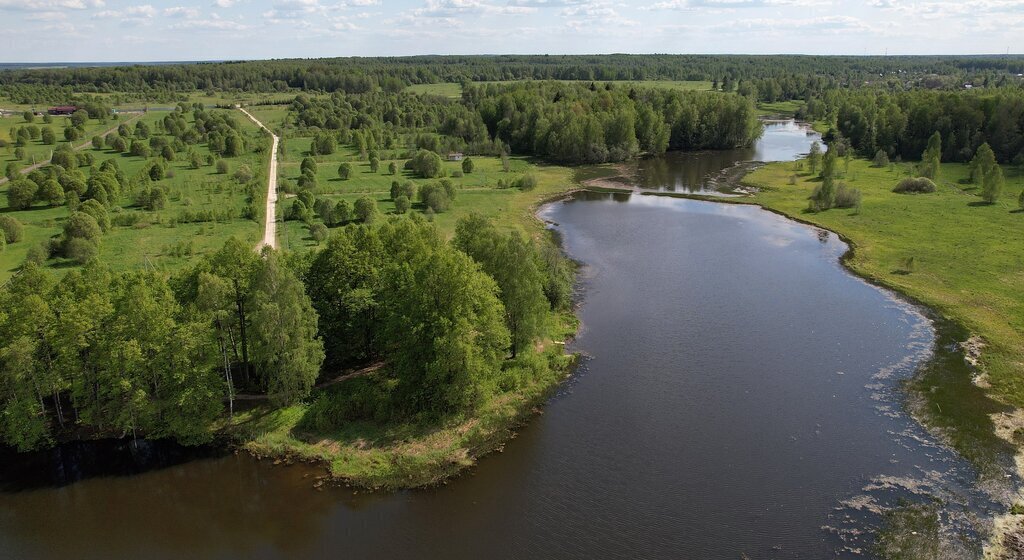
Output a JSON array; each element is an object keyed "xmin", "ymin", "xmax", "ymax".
[
  {"xmin": 470, "ymin": 82, "xmax": 762, "ymax": 163},
  {"xmin": 4, "ymin": 55, "xmax": 1024, "ymax": 101},
  {"xmin": 285, "ymin": 83, "xmax": 761, "ymax": 165},
  {"xmin": 290, "ymin": 92, "xmax": 499, "ymax": 157},
  {"xmin": 0, "ymin": 214, "xmax": 573, "ymax": 450},
  {"xmin": 808, "ymin": 89, "xmax": 1024, "ymax": 164}
]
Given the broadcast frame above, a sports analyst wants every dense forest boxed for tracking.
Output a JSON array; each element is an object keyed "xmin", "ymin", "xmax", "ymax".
[
  {"xmin": 804, "ymin": 89, "xmax": 1024, "ymax": 164},
  {"xmin": 2, "ymin": 54, "xmax": 1024, "ymax": 104},
  {"xmin": 285, "ymin": 82, "xmax": 761, "ymax": 165},
  {"xmin": 0, "ymin": 214, "xmax": 573, "ymax": 451}
]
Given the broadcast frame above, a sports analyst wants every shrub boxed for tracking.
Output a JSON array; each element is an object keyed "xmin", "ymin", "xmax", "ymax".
[
  {"xmin": 515, "ymin": 174, "xmax": 538, "ymax": 191},
  {"xmin": 893, "ymin": 177, "xmax": 937, "ymax": 194},
  {"xmin": 233, "ymin": 165, "xmax": 254, "ymax": 183},
  {"xmin": 872, "ymin": 150, "xmax": 889, "ymax": 168},
  {"xmin": 309, "ymin": 223, "xmax": 328, "ymax": 244},
  {"xmin": 354, "ymin": 196, "xmax": 377, "ymax": 223},
  {"xmin": 63, "ymin": 211, "xmax": 102, "ymax": 242},
  {"xmin": 409, "ymin": 149, "xmax": 444, "ymax": 178},
  {"xmin": 25, "ymin": 243, "xmax": 49, "ymax": 265},
  {"xmin": 0, "ymin": 216, "xmax": 24, "ymax": 243},
  {"xmin": 7, "ymin": 179, "xmax": 38, "ymax": 210},
  {"xmin": 65, "ymin": 238, "xmax": 98, "ymax": 264},
  {"xmin": 834, "ymin": 183, "xmax": 862, "ymax": 209},
  {"xmin": 337, "ymin": 162, "xmax": 353, "ymax": 180},
  {"xmin": 216, "ymin": 160, "xmax": 229, "ymax": 174},
  {"xmin": 394, "ymin": 195, "xmax": 411, "ymax": 214}
]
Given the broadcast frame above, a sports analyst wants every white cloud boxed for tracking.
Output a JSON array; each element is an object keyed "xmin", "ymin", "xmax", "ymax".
[
  {"xmin": 164, "ymin": 6, "xmax": 200, "ymax": 17},
  {"xmin": 0, "ymin": 0, "xmax": 103, "ymax": 10}
]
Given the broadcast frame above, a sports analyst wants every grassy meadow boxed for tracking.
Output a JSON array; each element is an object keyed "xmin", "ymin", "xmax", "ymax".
[
  {"xmin": 249, "ymin": 103, "xmax": 577, "ymax": 253},
  {"xmin": 2, "ymin": 112, "xmax": 122, "ymax": 167},
  {"xmin": 743, "ymin": 159, "xmax": 1024, "ymax": 410},
  {"xmin": 0, "ymin": 108, "xmax": 269, "ymax": 282}
]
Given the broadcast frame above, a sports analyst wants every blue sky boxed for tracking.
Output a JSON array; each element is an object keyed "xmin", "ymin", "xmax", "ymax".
[{"xmin": 0, "ymin": 0, "xmax": 1022, "ymax": 62}]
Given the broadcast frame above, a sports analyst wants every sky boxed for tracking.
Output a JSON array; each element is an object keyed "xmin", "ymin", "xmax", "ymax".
[{"xmin": 0, "ymin": 0, "xmax": 1022, "ymax": 62}]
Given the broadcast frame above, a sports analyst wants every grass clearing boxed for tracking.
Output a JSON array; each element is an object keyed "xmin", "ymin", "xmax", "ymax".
[
  {"xmin": 745, "ymin": 159, "xmax": 1024, "ymax": 405},
  {"xmin": 0, "ymin": 108, "xmax": 269, "ymax": 282}
]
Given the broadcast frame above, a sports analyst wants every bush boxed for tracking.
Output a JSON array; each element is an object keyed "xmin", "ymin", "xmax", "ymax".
[
  {"xmin": 233, "ymin": 164, "xmax": 254, "ymax": 183},
  {"xmin": 7, "ymin": 179, "xmax": 37, "ymax": 210},
  {"xmin": 872, "ymin": 150, "xmax": 889, "ymax": 168},
  {"xmin": 462, "ymin": 157, "xmax": 474, "ymax": 174},
  {"xmin": 514, "ymin": 174, "xmax": 538, "ymax": 191},
  {"xmin": 309, "ymin": 223, "xmax": 328, "ymax": 244},
  {"xmin": 0, "ymin": 216, "xmax": 24, "ymax": 243},
  {"xmin": 65, "ymin": 238, "xmax": 98, "ymax": 264},
  {"xmin": 409, "ymin": 149, "xmax": 444, "ymax": 178},
  {"xmin": 63, "ymin": 211, "xmax": 102, "ymax": 242},
  {"xmin": 25, "ymin": 243, "xmax": 49, "ymax": 265},
  {"xmin": 394, "ymin": 195, "xmax": 410, "ymax": 214},
  {"xmin": 354, "ymin": 196, "xmax": 377, "ymax": 223},
  {"xmin": 216, "ymin": 160, "xmax": 229, "ymax": 174},
  {"xmin": 893, "ymin": 177, "xmax": 937, "ymax": 194},
  {"xmin": 337, "ymin": 162, "xmax": 353, "ymax": 180},
  {"xmin": 834, "ymin": 183, "xmax": 862, "ymax": 209}
]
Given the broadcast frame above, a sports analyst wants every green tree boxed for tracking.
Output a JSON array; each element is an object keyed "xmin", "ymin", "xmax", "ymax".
[
  {"xmin": 300, "ymin": 157, "xmax": 317, "ymax": 176},
  {"xmin": 338, "ymin": 162, "xmax": 353, "ymax": 180},
  {"xmin": 919, "ymin": 131, "xmax": 942, "ymax": 180},
  {"xmin": 388, "ymin": 161, "xmax": 398, "ymax": 175},
  {"xmin": 969, "ymin": 143, "xmax": 997, "ymax": 184},
  {"xmin": 39, "ymin": 179, "xmax": 65, "ymax": 207},
  {"xmin": 41, "ymin": 128, "xmax": 56, "ymax": 145},
  {"xmin": 248, "ymin": 250, "xmax": 324, "ymax": 404},
  {"xmin": 354, "ymin": 196, "xmax": 378, "ymax": 223},
  {"xmin": 305, "ymin": 226, "xmax": 386, "ymax": 368},
  {"xmin": 461, "ymin": 157, "xmax": 474, "ymax": 174},
  {"xmin": 806, "ymin": 141, "xmax": 823, "ymax": 174},
  {"xmin": 5, "ymin": 162, "xmax": 20, "ymax": 181},
  {"xmin": 454, "ymin": 214, "xmax": 548, "ymax": 357},
  {"xmin": 0, "ymin": 216, "xmax": 24, "ymax": 243},
  {"xmin": 7, "ymin": 179, "xmax": 37, "ymax": 210},
  {"xmin": 981, "ymin": 164, "xmax": 1004, "ymax": 204},
  {"xmin": 91, "ymin": 135, "xmax": 104, "ymax": 150},
  {"xmin": 382, "ymin": 239, "xmax": 509, "ymax": 416},
  {"xmin": 394, "ymin": 195, "xmax": 411, "ymax": 214}
]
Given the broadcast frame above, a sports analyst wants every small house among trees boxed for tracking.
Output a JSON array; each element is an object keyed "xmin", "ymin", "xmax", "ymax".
[
  {"xmin": 48, "ymin": 106, "xmax": 77, "ymax": 115},
  {"xmin": 447, "ymin": 152, "xmax": 464, "ymax": 162}
]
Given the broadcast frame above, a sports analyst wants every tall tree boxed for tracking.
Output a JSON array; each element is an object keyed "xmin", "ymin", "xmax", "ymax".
[
  {"xmin": 248, "ymin": 250, "xmax": 324, "ymax": 404},
  {"xmin": 919, "ymin": 131, "xmax": 942, "ymax": 180}
]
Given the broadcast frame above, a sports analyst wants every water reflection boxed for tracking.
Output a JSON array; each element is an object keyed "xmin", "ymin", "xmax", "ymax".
[{"xmin": 629, "ymin": 120, "xmax": 822, "ymax": 194}]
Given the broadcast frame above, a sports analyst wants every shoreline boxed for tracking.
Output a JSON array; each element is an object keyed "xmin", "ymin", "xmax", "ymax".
[{"xmin": 570, "ymin": 165, "xmax": 1024, "ymax": 557}]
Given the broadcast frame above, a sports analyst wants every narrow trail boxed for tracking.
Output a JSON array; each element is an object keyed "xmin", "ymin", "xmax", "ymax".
[
  {"xmin": 0, "ymin": 112, "xmax": 142, "ymax": 186},
  {"xmin": 237, "ymin": 107, "xmax": 279, "ymax": 250}
]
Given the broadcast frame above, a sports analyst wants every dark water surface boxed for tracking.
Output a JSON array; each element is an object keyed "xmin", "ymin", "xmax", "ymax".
[{"xmin": 0, "ymin": 121, "xmax": 1005, "ymax": 559}]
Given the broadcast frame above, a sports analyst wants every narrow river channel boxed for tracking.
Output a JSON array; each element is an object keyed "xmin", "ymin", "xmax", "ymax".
[{"xmin": 0, "ymin": 121, "xmax": 1008, "ymax": 559}]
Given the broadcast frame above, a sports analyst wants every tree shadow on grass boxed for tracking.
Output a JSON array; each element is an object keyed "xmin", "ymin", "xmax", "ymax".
[{"xmin": 967, "ymin": 201, "xmax": 996, "ymax": 207}]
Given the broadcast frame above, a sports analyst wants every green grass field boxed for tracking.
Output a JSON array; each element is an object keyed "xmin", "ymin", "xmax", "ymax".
[
  {"xmin": 0, "ymin": 108, "xmax": 269, "ymax": 282},
  {"xmin": 269, "ymin": 113, "xmax": 576, "ymax": 251},
  {"xmin": 744, "ymin": 159, "xmax": 1024, "ymax": 409},
  {"xmin": 2, "ymin": 113, "xmax": 123, "ymax": 167}
]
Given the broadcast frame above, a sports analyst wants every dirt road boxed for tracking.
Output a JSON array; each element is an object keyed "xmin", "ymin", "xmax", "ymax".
[
  {"xmin": 238, "ymin": 107, "xmax": 279, "ymax": 250},
  {"xmin": 0, "ymin": 113, "xmax": 142, "ymax": 186}
]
